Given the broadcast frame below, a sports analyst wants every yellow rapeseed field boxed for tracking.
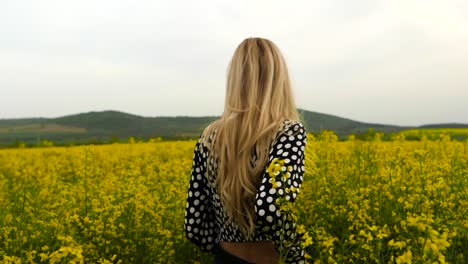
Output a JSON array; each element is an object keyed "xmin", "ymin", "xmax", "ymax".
[{"xmin": 0, "ymin": 131, "xmax": 466, "ymax": 263}]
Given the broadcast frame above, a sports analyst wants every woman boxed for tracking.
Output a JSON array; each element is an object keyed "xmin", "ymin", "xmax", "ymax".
[{"xmin": 184, "ymin": 37, "xmax": 308, "ymax": 264}]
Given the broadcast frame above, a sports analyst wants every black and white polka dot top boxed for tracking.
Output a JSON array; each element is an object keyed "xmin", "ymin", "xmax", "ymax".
[{"xmin": 184, "ymin": 119, "xmax": 307, "ymax": 263}]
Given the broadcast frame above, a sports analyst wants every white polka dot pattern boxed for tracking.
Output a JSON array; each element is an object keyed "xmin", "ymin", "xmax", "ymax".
[
  {"xmin": 184, "ymin": 120, "xmax": 307, "ymax": 262},
  {"xmin": 254, "ymin": 121, "xmax": 307, "ymax": 262},
  {"xmin": 184, "ymin": 134, "xmax": 218, "ymax": 252}
]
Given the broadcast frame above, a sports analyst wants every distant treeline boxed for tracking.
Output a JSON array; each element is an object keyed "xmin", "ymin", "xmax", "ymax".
[{"xmin": 2, "ymin": 128, "xmax": 467, "ymax": 150}]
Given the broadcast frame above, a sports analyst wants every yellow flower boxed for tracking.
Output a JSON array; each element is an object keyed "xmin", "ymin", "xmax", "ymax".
[
  {"xmin": 297, "ymin": 224, "xmax": 306, "ymax": 234},
  {"xmin": 267, "ymin": 158, "xmax": 284, "ymax": 177},
  {"xmin": 1, "ymin": 129, "xmax": 465, "ymax": 263},
  {"xmin": 396, "ymin": 250, "xmax": 412, "ymax": 264},
  {"xmin": 272, "ymin": 181, "xmax": 279, "ymax": 189},
  {"xmin": 39, "ymin": 253, "xmax": 49, "ymax": 262}
]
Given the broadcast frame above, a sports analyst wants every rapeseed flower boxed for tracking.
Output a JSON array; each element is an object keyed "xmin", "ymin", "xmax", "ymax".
[{"xmin": 0, "ymin": 130, "xmax": 465, "ymax": 263}]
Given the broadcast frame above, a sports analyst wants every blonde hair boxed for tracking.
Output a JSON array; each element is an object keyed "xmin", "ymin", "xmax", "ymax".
[{"xmin": 200, "ymin": 37, "xmax": 303, "ymax": 238}]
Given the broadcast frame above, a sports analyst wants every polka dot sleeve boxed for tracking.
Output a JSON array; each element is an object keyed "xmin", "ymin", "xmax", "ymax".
[
  {"xmin": 255, "ymin": 121, "xmax": 307, "ymax": 263},
  {"xmin": 184, "ymin": 134, "xmax": 217, "ymax": 253}
]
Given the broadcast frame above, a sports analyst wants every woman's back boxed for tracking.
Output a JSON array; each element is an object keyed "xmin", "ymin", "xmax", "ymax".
[{"xmin": 185, "ymin": 119, "xmax": 307, "ymax": 263}]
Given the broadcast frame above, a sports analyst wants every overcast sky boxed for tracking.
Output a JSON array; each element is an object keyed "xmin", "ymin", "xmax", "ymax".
[{"xmin": 1, "ymin": 0, "xmax": 467, "ymax": 126}]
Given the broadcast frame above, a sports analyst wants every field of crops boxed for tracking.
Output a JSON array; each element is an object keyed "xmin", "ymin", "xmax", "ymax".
[
  {"xmin": 0, "ymin": 131, "xmax": 466, "ymax": 263},
  {"xmin": 395, "ymin": 128, "xmax": 468, "ymax": 141}
]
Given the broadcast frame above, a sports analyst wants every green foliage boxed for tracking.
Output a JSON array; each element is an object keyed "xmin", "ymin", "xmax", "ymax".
[
  {"xmin": 1, "ymin": 110, "xmax": 467, "ymax": 147},
  {"xmin": 40, "ymin": 139, "xmax": 54, "ymax": 147},
  {"xmin": 394, "ymin": 128, "xmax": 468, "ymax": 141}
]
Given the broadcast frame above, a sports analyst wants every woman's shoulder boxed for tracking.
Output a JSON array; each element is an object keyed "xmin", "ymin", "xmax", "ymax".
[
  {"xmin": 278, "ymin": 119, "xmax": 307, "ymax": 136},
  {"xmin": 266, "ymin": 119, "xmax": 307, "ymax": 153},
  {"xmin": 198, "ymin": 120, "xmax": 221, "ymax": 150}
]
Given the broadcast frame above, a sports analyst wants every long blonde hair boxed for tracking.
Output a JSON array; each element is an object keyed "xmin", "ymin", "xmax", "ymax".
[{"xmin": 200, "ymin": 37, "xmax": 303, "ymax": 238}]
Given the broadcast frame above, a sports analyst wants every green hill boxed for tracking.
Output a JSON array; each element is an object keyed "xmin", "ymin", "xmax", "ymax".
[
  {"xmin": 0, "ymin": 108, "xmax": 466, "ymax": 146},
  {"xmin": 297, "ymin": 109, "xmax": 412, "ymax": 137}
]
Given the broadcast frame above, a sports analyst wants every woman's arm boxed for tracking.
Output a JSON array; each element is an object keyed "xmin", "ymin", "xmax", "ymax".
[
  {"xmin": 255, "ymin": 121, "xmax": 308, "ymax": 263},
  {"xmin": 184, "ymin": 134, "xmax": 217, "ymax": 253}
]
